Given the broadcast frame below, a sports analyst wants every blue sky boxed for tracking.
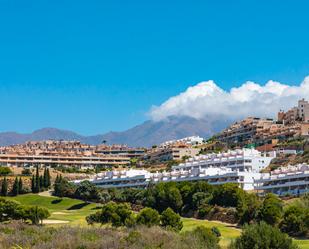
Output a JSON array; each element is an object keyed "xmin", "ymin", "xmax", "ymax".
[{"xmin": 0, "ymin": 0, "xmax": 308, "ymax": 135}]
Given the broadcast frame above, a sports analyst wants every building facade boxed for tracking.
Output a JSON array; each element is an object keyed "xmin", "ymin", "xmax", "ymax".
[
  {"xmin": 81, "ymin": 167, "xmax": 261, "ymax": 191},
  {"xmin": 255, "ymin": 164, "xmax": 309, "ymax": 196},
  {"xmin": 278, "ymin": 99, "xmax": 309, "ymax": 124},
  {"xmin": 172, "ymin": 148, "xmax": 275, "ymax": 173}
]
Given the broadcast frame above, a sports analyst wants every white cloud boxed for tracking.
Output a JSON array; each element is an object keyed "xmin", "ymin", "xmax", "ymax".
[{"xmin": 150, "ymin": 76, "xmax": 309, "ymax": 121}]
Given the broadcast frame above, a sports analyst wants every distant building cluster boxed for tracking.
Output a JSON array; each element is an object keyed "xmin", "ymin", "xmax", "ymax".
[
  {"xmin": 145, "ymin": 136, "xmax": 203, "ymax": 162},
  {"xmin": 160, "ymin": 136, "xmax": 204, "ymax": 147},
  {"xmin": 0, "ymin": 140, "xmax": 145, "ymax": 169},
  {"xmin": 216, "ymin": 99, "xmax": 309, "ymax": 146}
]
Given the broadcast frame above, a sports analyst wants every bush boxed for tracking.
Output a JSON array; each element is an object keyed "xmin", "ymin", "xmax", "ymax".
[
  {"xmin": 21, "ymin": 168, "xmax": 32, "ymax": 175},
  {"xmin": 280, "ymin": 205, "xmax": 309, "ymax": 237},
  {"xmin": 0, "ymin": 167, "xmax": 12, "ymax": 176},
  {"xmin": 86, "ymin": 202, "xmax": 132, "ymax": 227},
  {"xmin": 229, "ymin": 222, "xmax": 298, "ymax": 249},
  {"xmin": 183, "ymin": 226, "xmax": 220, "ymax": 249},
  {"xmin": 257, "ymin": 193, "xmax": 283, "ymax": 225},
  {"xmin": 160, "ymin": 208, "xmax": 183, "ymax": 232},
  {"xmin": 136, "ymin": 207, "xmax": 160, "ymax": 227}
]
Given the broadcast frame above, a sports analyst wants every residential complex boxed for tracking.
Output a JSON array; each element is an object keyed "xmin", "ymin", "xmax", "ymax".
[
  {"xmin": 172, "ymin": 148, "xmax": 275, "ymax": 173},
  {"xmin": 81, "ymin": 167, "xmax": 261, "ymax": 191},
  {"xmin": 77, "ymin": 148, "xmax": 274, "ymax": 191},
  {"xmin": 160, "ymin": 136, "xmax": 204, "ymax": 147},
  {"xmin": 216, "ymin": 99, "xmax": 309, "ymax": 146},
  {"xmin": 278, "ymin": 99, "xmax": 309, "ymax": 124},
  {"xmin": 0, "ymin": 140, "xmax": 145, "ymax": 168},
  {"xmin": 255, "ymin": 164, "xmax": 309, "ymax": 196},
  {"xmin": 146, "ymin": 146, "xmax": 200, "ymax": 162},
  {"xmin": 216, "ymin": 117, "xmax": 275, "ymax": 145}
]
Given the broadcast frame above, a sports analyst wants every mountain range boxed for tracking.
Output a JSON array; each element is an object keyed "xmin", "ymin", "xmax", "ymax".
[{"xmin": 0, "ymin": 116, "xmax": 232, "ymax": 147}]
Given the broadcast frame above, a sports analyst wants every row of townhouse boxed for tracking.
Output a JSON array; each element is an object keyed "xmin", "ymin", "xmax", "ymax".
[
  {"xmin": 0, "ymin": 153, "xmax": 131, "ymax": 169},
  {"xmin": 172, "ymin": 148, "xmax": 275, "ymax": 173},
  {"xmin": 255, "ymin": 164, "xmax": 309, "ymax": 196},
  {"xmin": 78, "ymin": 167, "xmax": 261, "ymax": 191}
]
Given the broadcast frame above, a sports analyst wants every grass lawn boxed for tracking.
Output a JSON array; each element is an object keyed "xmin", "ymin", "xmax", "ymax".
[
  {"xmin": 181, "ymin": 218, "xmax": 241, "ymax": 248},
  {"xmin": 6, "ymin": 194, "xmax": 100, "ymax": 225},
  {"xmin": 294, "ymin": 239, "xmax": 309, "ymax": 249}
]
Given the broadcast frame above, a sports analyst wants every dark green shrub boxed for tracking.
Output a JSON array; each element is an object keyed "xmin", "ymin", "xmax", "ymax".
[
  {"xmin": 136, "ymin": 207, "xmax": 160, "ymax": 227},
  {"xmin": 229, "ymin": 222, "xmax": 298, "ymax": 249},
  {"xmin": 160, "ymin": 207, "xmax": 183, "ymax": 232}
]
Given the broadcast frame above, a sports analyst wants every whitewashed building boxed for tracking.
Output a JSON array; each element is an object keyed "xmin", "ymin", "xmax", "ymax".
[
  {"xmin": 79, "ymin": 167, "xmax": 262, "ymax": 191},
  {"xmin": 172, "ymin": 148, "xmax": 275, "ymax": 173},
  {"xmin": 255, "ymin": 164, "xmax": 309, "ymax": 196}
]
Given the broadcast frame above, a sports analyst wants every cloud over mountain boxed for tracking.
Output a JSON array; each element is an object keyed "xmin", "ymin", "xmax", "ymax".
[{"xmin": 150, "ymin": 76, "xmax": 309, "ymax": 121}]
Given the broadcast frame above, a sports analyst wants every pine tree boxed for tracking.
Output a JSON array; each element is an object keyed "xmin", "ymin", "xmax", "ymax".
[
  {"xmin": 18, "ymin": 177, "xmax": 23, "ymax": 194},
  {"xmin": 1, "ymin": 177, "xmax": 8, "ymax": 196},
  {"xmin": 12, "ymin": 177, "xmax": 19, "ymax": 196},
  {"xmin": 31, "ymin": 174, "xmax": 35, "ymax": 193}
]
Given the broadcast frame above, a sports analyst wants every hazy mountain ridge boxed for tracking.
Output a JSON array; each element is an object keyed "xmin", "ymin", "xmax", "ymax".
[{"xmin": 0, "ymin": 116, "xmax": 232, "ymax": 147}]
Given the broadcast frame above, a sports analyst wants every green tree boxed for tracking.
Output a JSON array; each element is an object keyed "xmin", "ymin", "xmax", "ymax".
[
  {"xmin": 211, "ymin": 183, "xmax": 245, "ymax": 207},
  {"xmin": 257, "ymin": 193, "xmax": 283, "ymax": 226},
  {"xmin": 35, "ymin": 165, "xmax": 40, "ymax": 193},
  {"xmin": 23, "ymin": 206, "xmax": 50, "ymax": 225},
  {"xmin": 0, "ymin": 166, "xmax": 12, "ymax": 176},
  {"xmin": 0, "ymin": 198, "xmax": 22, "ymax": 221},
  {"xmin": 46, "ymin": 168, "xmax": 51, "ymax": 187},
  {"xmin": 11, "ymin": 177, "xmax": 19, "ymax": 196},
  {"xmin": 183, "ymin": 226, "xmax": 220, "ymax": 249},
  {"xmin": 86, "ymin": 202, "xmax": 132, "ymax": 227},
  {"xmin": 237, "ymin": 193, "xmax": 261, "ymax": 225},
  {"xmin": 74, "ymin": 181, "xmax": 99, "ymax": 202},
  {"xmin": 160, "ymin": 207, "xmax": 183, "ymax": 232},
  {"xmin": 136, "ymin": 207, "xmax": 160, "ymax": 227},
  {"xmin": 229, "ymin": 222, "xmax": 298, "ymax": 249},
  {"xmin": 53, "ymin": 176, "xmax": 76, "ymax": 198},
  {"xmin": 31, "ymin": 174, "xmax": 35, "ymax": 193},
  {"xmin": 18, "ymin": 177, "xmax": 23, "ymax": 194},
  {"xmin": 280, "ymin": 205, "xmax": 309, "ymax": 237},
  {"xmin": 39, "ymin": 175, "xmax": 44, "ymax": 189},
  {"xmin": 1, "ymin": 177, "xmax": 8, "ymax": 196}
]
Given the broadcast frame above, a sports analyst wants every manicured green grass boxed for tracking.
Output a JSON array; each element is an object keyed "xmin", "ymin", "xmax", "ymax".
[
  {"xmin": 294, "ymin": 239, "xmax": 309, "ymax": 249},
  {"xmin": 6, "ymin": 194, "xmax": 100, "ymax": 225},
  {"xmin": 181, "ymin": 218, "xmax": 241, "ymax": 248}
]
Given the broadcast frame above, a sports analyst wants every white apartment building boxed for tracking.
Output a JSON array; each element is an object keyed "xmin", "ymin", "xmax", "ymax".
[
  {"xmin": 255, "ymin": 164, "xmax": 309, "ymax": 196},
  {"xmin": 77, "ymin": 166, "xmax": 262, "ymax": 191},
  {"xmin": 160, "ymin": 136, "xmax": 204, "ymax": 147},
  {"xmin": 172, "ymin": 148, "xmax": 275, "ymax": 173}
]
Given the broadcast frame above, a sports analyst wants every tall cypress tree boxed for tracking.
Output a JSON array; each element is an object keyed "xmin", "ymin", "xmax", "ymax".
[
  {"xmin": 31, "ymin": 174, "xmax": 35, "ymax": 193},
  {"xmin": 1, "ymin": 177, "xmax": 8, "ymax": 196},
  {"xmin": 47, "ymin": 168, "xmax": 51, "ymax": 187},
  {"xmin": 35, "ymin": 165, "xmax": 40, "ymax": 193},
  {"xmin": 39, "ymin": 175, "xmax": 44, "ymax": 189},
  {"xmin": 43, "ymin": 167, "xmax": 47, "ymax": 187},
  {"xmin": 18, "ymin": 177, "xmax": 23, "ymax": 194},
  {"xmin": 12, "ymin": 177, "xmax": 19, "ymax": 196}
]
